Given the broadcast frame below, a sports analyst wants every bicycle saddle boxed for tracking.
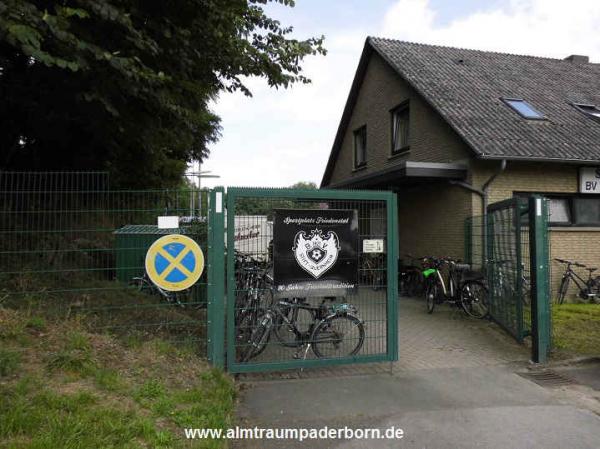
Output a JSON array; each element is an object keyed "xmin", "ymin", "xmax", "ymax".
[
  {"xmin": 454, "ymin": 263, "xmax": 471, "ymax": 271},
  {"xmin": 586, "ymin": 267, "xmax": 597, "ymax": 273}
]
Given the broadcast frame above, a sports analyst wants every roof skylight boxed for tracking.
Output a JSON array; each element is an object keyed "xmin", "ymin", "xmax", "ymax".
[
  {"xmin": 502, "ymin": 98, "xmax": 545, "ymax": 119},
  {"xmin": 573, "ymin": 103, "xmax": 600, "ymax": 120}
]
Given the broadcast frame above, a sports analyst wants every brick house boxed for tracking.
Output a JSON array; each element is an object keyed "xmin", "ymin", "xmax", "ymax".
[{"xmin": 320, "ymin": 37, "xmax": 600, "ymax": 296}]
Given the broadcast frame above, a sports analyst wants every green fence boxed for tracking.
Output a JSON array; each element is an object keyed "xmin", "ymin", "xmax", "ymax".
[
  {"xmin": 465, "ymin": 196, "xmax": 551, "ymax": 360},
  {"xmin": 1, "ymin": 177, "xmax": 400, "ymax": 372},
  {"xmin": 225, "ymin": 187, "xmax": 398, "ymax": 373},
  {"xmin": 0, "ymin": 186, "xmax": 210, "ymax": 354},
  {"xmin": 486, "ymin": 197, "xmax": 531, "ymax": 342}
]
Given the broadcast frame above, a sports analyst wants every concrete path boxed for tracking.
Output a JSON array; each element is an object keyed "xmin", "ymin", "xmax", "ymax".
[{"xmin": 234, "ymin": 299, "xmax": 600, "ymax": 448}]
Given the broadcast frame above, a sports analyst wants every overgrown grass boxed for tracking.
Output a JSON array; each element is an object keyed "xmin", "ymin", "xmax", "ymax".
[
  {"xmin": 0, "ymin": 306, "xmax": 236, "ymax": 449},
  {"xmin": 553, "ymin": 303, "xmax": 600, "ymax": 356},
  {"xmin": 1, "ymin": 275, "xmax": 208, "ymax": 348},
  {"xmin": 0, "ymin": 348, "xmax": 21, "ymax": 377}
]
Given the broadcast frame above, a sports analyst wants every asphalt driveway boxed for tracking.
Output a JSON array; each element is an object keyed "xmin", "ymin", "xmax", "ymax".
[{"xmin": 233, "ymin": 299, "xmax": 600, "ymax": 448}]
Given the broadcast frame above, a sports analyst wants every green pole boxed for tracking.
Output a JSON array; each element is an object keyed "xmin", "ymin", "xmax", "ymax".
[
  {"xmin": 387, "ymin": 192, "xmax": 399, "ymax": 362},
  {"xmin": 529, "ymin": 196, "xmax": 550, "ymax": 363},
  {"xmin": 207, "ymin": 187, "xmax": 226, "ymax": 368}
]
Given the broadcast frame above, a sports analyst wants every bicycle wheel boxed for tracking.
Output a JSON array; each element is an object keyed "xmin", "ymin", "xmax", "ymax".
[
  {"xmin": 460, "ymin": 281, "xmax": 488, "ymax": 318},
  {"xmin": 129, "ymin": 276, "xmax": 150, "ymax": 293},
  {"xmin": 240, "ymin": 313, "xmax": 271, "ymax": 362},
  {"xmin": 425, "ymin": 279, "xmax": 438, "ymax": 314},
  {"xmin": 557, "ymin": 276, "xmax": 569, "ymax": 304},
  {"xmin": 591, "ymin": 276, "xmax": 600, "ymax": 303},
  {"xmin": 311, "ymin": 314, "xmax": 365, "ymax": 359}
]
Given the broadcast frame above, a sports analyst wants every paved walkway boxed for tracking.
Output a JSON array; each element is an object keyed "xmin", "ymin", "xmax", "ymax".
[
  {"xmin": 233, "ymin": 298, "xmax": 600, "ymax": 448},
  {"xmin": 396, "ymin": 298, "xmax": 529, "ymax": 371}
]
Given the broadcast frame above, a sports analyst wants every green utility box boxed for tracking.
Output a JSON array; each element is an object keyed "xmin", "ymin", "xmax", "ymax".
[{"xmin": 113, "ymin": 225, "xmax": 195, "ymax": 283}]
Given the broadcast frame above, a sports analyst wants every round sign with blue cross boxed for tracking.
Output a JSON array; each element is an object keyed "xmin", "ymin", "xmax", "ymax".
[{"xmin": 145, "ymin": 234, "xmax": 204, "ymax": 291}]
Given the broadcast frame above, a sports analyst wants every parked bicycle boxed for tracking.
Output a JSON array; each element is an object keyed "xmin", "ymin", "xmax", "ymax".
[
  {"xmin": 488, "ymin": 259, "xmax": 531, "ymax": 306},
  {"xmin": 423, "ymin": 257, "xmax": 488, "ymax": 318},
  {"xmin": 129, "ymin": 272, "xmax": 200, "ymax": 308},
  {"xmin": 555, "ymin": 258, "xmax": 599, "ymax": 304},
  {"xmin": 233, "ymin": 252, "xmax": 273, "ymax": 345},
  {"xmin": 399, "ymin": 254, "xmax": 425, "ymax": 297},
  {"xmin": 240, "ymin": 296, "xmax": 365, "ymax": 362},
  {"xmin": 362, "ymin": 253, "xmax": 386, "ymax": 291}
]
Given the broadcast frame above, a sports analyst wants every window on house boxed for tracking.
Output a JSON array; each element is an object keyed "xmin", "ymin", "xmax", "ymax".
[
  {"xmin": 353, "ymin": 126, "xmax": 367, "ymax": 169},
  {"xmin": 573, "ymin": 103, "xmax": 600, "ymax": 120},
  {"xmin": 516, "ymin": 195, "xmax": 571, "ymax": 226},
  {"xmin": 548, "ymin": 198, "xmax": 571, "ymax": 224},
  {"xmin": 573, "ymin": 198, "xmax": 600, "ymax": 225},
  {"xmin": 391, "ymin": 104, "xmax": 410, "ymax": 154},
  {"xmin": 502, "ymin": 98, "xmax": 545, "ymax": 119},
  {"xmin": 515, "ymin": 193, "xmax": 600, "ymax": 226}
]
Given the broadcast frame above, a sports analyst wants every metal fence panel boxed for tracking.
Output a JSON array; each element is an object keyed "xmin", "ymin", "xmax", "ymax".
[
  {"xmin": 226, "ymin": 187, "xmax": 398, "ymax": 373},
  {"xmin": 0, "ymin": 187, "xmax": 210, "ymax": 355},
  {"xmin": 465, "ymin": 198, "xmax": 531, "ymax": 342}
]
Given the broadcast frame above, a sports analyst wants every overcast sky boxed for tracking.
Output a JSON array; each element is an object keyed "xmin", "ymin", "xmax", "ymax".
[{"xmin": 197, "ymin": 0, "xmax": 600, "ymax": 189}]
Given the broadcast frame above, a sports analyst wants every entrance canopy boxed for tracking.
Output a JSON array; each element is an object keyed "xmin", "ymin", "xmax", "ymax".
[{"xmin": 326, "ymin": 161, "xmax": 468, "ymax": 189}]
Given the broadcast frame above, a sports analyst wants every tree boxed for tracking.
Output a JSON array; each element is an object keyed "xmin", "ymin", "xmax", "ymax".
[
  {"xmin": 236, "ymin": 180, "xmax": 318, "ymax": 215},
  {"xmin": 290, "ymin": 181, "xmax": 317, "ymax": 190},
  {"xmin": 0, "ymin": 1, "xmax": 325, "ymax": 187}
]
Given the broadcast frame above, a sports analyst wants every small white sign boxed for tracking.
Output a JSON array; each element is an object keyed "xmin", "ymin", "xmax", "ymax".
[
  {"xmin": 157, "ymin": 216, "xmax": 179, "ymax": 229},
  {"xmin": 363, "ymin": 239, "xmax": 385, "ymax": 253},
  {"xmin": 579, "ymin": 167, "xmax": 600, "ymax": 193},
  {"xmin": 216, "ymin": 192, "xmax": 223, "ymax": 213}
]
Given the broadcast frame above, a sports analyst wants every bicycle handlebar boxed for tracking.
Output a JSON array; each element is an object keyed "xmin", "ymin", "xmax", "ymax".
[{"xmin": 554, "ymin": 258, "xmax": 590, "ymax": 269}]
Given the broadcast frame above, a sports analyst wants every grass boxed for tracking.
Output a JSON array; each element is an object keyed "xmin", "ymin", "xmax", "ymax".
[
  {"xmin": 0, "ymin": 349, "xmax": 21, "ymax": 377},
  {"xmin": 552, "ymin": 303, "xmax": 600, "ymax": 356},
  {"xmin": 0, "ymin": 306, "xmax": 236, "ymax": 449}
]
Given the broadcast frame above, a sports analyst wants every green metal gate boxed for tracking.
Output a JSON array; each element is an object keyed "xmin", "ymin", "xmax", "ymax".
[
  {"xmin": 465, "ymin": 195, "xmax": 551, "ymax": 361},
  {"xmin": 221, "ymin": 187, "xmax": 398, "ymax": 373},
  {"xmin": 486, "ymin": 197, "xmax": 531, "ymax": 342}
]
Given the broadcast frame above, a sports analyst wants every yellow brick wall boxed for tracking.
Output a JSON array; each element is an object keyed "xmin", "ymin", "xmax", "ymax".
[
  {"xmin": 470, "ymin": 160, "xmax": 598, "ymax": 300},
  {"xmin": 398, "ymin": 184, "xmax": 472, "ymax": 263},
  {"xmin": 470, "ymin": 160, "xmax": 578, "ymax": 206}
]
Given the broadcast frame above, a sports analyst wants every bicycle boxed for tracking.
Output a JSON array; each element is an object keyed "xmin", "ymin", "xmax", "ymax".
[
  {"xmin": 399, "ymin": 254, "xmax": 425, "ymax": 297},
  {"xmin": 240, "ymin": 296, "xmax": 365, "ymax": 362},
  {"xmin": 234, "ymin": 254, "xmax": 274, "ymax": 349},
  {"xmin": 129, "ymin": 272, "xmax": 199, "ymax": 308},
  {"xmin": 555, "ymin": 258, "xmax": 599, "ymax": 304},
  {"xmin": 488, "ymin": 259, "xmax": 531, "ymax": 306},
  {"xmin": 362, "ymin": 253, "xmax": 386, "ymax": 291},
  {"xmin": 423, "ymin": 257, "xmax": 488, "ymax": 318}
]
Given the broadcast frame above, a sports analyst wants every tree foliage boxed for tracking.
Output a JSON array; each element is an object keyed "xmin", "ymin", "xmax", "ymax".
[
  {"xmin": 236, "ymin": 181, "xmax": 317, "ymax": 216},
  {"xmin": 0, "ymin": 0, "xmax": 325, "ymax": 187}
]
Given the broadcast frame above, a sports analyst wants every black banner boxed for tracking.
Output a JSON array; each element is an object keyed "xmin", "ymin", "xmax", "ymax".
[{"xmin": 273, "ymin": 209, "xmax": 358, "ymax": 297}]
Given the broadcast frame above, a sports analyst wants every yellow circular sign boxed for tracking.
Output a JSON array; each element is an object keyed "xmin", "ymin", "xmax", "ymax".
[{"xmin": 145, "ymin": 234, "xmax": 204, "ymax": 291}]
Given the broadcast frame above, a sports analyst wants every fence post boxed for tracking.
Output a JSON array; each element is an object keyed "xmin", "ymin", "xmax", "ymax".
[
  {"xmin": 387, "ymin": 192, "xmax": 399, "ymax": 362},
  {"xmin": 528, "ymin": 196, "xmax": 550, "ymax": 363},
  {"xmin": 207, "ymin": 187, "xmax": 225, "ymax": 368}
]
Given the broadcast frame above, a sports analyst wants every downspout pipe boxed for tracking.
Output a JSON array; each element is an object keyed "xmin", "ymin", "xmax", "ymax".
[{"xmin": 449, "ymin": 159, "xmax": 507, "ymax": 268}]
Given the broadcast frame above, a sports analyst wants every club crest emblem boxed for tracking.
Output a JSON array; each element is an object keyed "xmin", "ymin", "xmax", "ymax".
[{"xmin": 293, "ymin": 229, "xmax": 340, "ymax": 279}]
